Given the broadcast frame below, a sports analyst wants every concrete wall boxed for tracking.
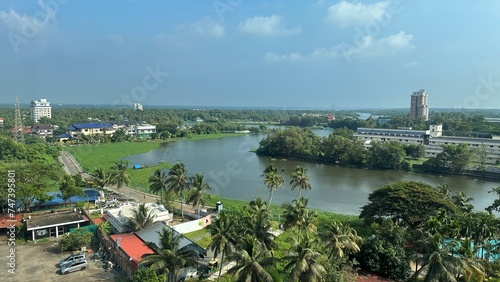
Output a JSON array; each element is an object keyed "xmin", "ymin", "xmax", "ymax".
[{"xmin": 172, "ymin": 215, "xmax": 212, "ymax": 234}]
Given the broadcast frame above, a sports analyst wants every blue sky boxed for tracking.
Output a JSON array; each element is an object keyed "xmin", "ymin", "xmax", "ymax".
[{"xmin": 1, "ymin": 0, "xmax": 499, "ymax": 109}]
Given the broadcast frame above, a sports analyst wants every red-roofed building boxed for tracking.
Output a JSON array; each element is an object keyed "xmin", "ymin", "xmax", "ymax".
[
  {"xmin": 110, "ymin": 233, "xmax": 154, "ymax": 269},
  {"xmin": 0, "ymin": 214, "xmax": 22, "ymax": 229}
]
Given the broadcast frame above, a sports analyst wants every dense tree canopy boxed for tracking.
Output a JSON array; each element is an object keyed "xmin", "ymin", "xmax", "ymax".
[{"xmin": 360, "ymin": 181, "xmax": 458, "ymax": 229}]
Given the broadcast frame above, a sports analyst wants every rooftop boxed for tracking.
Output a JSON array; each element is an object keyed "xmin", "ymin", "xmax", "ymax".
[
  {"xmin": 68, "ymin": 123, "xmax": 113, "ymax": 130},
  {"xmin": 26, "ymin": 211, "xmax": 87, "ymax": 230},
  {"xmin": 110, "ymin": 233, "xmax": 154, "ymax": 269}
]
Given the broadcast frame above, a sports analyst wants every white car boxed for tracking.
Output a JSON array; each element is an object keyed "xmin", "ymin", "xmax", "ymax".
[
  {"xmin": 59, "ymin": 253, "xmax": 86, "ymax": 268},
  {"xmin": 60, "ymin": 259, "xmax": 88, "ymax": 275}
]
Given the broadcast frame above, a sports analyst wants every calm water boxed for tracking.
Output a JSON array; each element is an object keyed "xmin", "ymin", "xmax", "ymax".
[{"xmin": 125, "ymin": 133, "xmax": 500, "ymax": 215}]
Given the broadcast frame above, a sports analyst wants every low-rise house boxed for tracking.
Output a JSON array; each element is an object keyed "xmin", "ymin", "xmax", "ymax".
[
  {"xmin": 105, "ymin": 202, "xmax": 172, "ymax": 233},
  {"xmin": 109, "ymin": 233, "xmax": 154, "ymax": 270},
  {"xmin": 67, "ymin": 123, "xmax": 115, "ymax": 138},
  {"xmin": 131, "ymin": 123, "xmax": 156, "ymax": 139},
  {"xmin": 30, "ymin": 124, "xmax": 56, "ymax": 138},
  {"xmin": 26, "ymin": 210, "xmax": 89, "ymax": 241}
]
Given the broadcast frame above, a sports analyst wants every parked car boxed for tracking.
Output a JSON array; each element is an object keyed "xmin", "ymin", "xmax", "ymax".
[
  {"xmin": 58, "ymin": 253, "xmax": 86, "ymax": 268},
  {"xmin": 60, "ymin": 259, "xmax": 88, "ymax": 275}
]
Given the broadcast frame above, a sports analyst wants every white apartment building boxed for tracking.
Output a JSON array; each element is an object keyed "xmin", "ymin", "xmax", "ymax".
[
  {"xmin": 31, "ymin": 98, "xmax": 51, "ymax": 123},
  {"xmin": 131, "ymin": 124, "xmax": 156, "ymax": 139}
]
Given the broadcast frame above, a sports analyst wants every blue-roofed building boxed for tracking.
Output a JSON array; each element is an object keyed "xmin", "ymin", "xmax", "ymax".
[
  {"xmin": 30, "ymin": 188, "xmax": 100, "ymax": 208},
  {"xmin": 55, "ymin": 133, "xmax": 78, "ymax": 143},
  {"xmin": 67, "ymin": 123, "xmax": 116, "ymax": 138}
]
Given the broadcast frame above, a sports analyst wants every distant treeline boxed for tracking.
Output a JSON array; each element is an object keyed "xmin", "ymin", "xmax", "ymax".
[{"xmin": 256, "ymin": 127, "xmax": 487, "ymax": 175}]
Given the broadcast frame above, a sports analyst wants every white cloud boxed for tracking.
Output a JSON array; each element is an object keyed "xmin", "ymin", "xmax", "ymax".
[
  {"xmin": 0, "ymin": 1, "xmax": 56, "ymax": 33},
  {"xmin": 326, "ymin": 1, "xmax": 391, "ymax": 27},
  {"xmin": 192, "ymin": 18, "xmax": 225, "ymax": 38},
  {"xmin": 107, "ymin": 33, "xmax": 123, "ymax": 44},
  {"xmin": 265, "ymin": 31, "xmax": 414, "ymax": 63},
  {"xmin": 403, "ymin": 61, "xmax": 419, "ymax": 67},
  {"xmin": 239, "ymin": 15, "xmax": 301, "ymax": 37}
]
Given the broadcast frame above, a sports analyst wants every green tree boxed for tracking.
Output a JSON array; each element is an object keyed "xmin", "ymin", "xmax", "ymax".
[
  {"xmin": 262, "ymin": 164, "xmax": 285, "ymax": 207},
  {"xmin": 60, "ymin": 174, "xmax": 84, "ymax": 206},
  {"xmin": 289, "ymin": 166, "xmax": 312, "ymax": 198},
  {"xmin": 320, "ymin": 221, "xmax": 361, "ymax": 260},
  {"xmin": 90, "ymin": 168, "xmax": 110, "ymax": 200},
  {"xmin": 140, "ymin": 227, "xmax": 197, "ymax": 282},
  {"xmin": 124, "ymin": 203, "xmax": 156, "ymax": 232},
  {"xmin": 132, "ymin": 268, "xmax": 166, "ymax": 282},
  {"xmin": 369, "ymin": 141, "xmax": 406, "ymax": 170},
  {"xmin": 413, "ymin": 234, "xmax": 465, "ymax": 282},
  {"xmin": 227, "ymin": 236, "xmax": 275, "ymax": 282},
  {"xmin": 207, "ymin": 211, "xmax": 236, "ymax": 282},
  {"xmin": 244, "ymin": 197, "xmax": 276, "ymax": 252},
  {"xmin": 59, "ymin": 228, "xmax": 92, "ymax": 252},
  {"xmin": 358, "ymin": 220, "xmax": 411, "ymax": 281},
  {"xmin": 98, "ymin": 221, "xmax": 112, "ymax": 235},
  {"xmin": 186, "ymin": 173, "xmax": 211, "ymax": 218},
  {"xmin": 108, "ymin": 161, "xmax": 131, "ymax": 189},
  {"xmin": 166, "ymin": 163, "xmax": 189, "ymax": 220},
  {"xmin": 360, "ymin": 181, "xmax": 458, "ymax": 229},
  {"xmin": 149, "ymin": 168, "xmax": 168, "ymax": 202},
  {"xmin": 283, "ymin": 233, "xmax": 326, "ymax": 282},
  {"xmin": 282, "ymin": 197, "xmax": 318, "ymax": 239}
]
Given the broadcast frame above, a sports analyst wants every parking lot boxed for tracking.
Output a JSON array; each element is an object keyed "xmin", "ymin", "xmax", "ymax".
[{"xmin": 0, "ymin": 238, "xmax": 120, "ymax": 282}]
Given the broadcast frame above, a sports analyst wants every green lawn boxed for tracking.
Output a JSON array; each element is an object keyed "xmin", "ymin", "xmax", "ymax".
[{"xmin": 183, "ymin": 229, "xmax": 212, "ymax": 249}]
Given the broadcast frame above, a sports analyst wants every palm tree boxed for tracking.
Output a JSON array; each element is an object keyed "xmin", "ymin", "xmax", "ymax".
[
  {"xmin": 283, "ymin": 233, "xmax": 326, "ymax": 282},
  {"xmin": 282, "ymin": 197, "xmax": 317, "ymax": 239},
  {"xmin": 244, "ymin": 197, "xmax": 276, "ymax": 252},
  {"xmin": 124, "ymin": 203, "xmax": 157, "ymax": 232},
  {"xmin": 140, "ymin": 227, "xmax": 197, "ymax": 282},
  {"xmin": 166, "ymin": 162, "xmax": 189, "ymax": 220},
  {"xmin": 227, "ymin": 235, "xmax": 275, "ymax": 282},
  {"xmin": 149, "ymin": 168, "xmax": 168, "ymax": 202},
  {"xmin": 452, "ymin": 191, "xmax": 474, "ymax": 213},
  {"xmin": 320, "ymin": 221, "xmax": 361, "ymax": 260},
  {"xmin": 108, "ymin": 161, "xmax": 131, "ymax": 189},
  {"xmin": 207, "ymin": 211, "xmax": 236, "ymax": 282},
  {"xmin": 90, "ymin": 168, "xmax": 110, "ymax": 199},
  {"xmin": 261, "ymin": 164, "xmax": 285, "ymax": 207},
  {"xmin": 289, "ymin": 166, "xmax": 312, "ymax": 198},
  {"xmin": 413, "ymin": 234, "xmax": 465, "ymax": 282},
  {"xmin": 187, "ymin": 173, "xmax": 211, "ymax": 218}
]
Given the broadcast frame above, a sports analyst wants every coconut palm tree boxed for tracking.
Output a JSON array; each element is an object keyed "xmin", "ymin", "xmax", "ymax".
[
  {"xmin": 124, "ymin": 203, "xmax": 157, "ymax": 232},
  {"xmin": 282, "ymin": 197, "xmax": 317, "ymax": 239},
  {"xmin": 140, "ymin": 227, "xmax": 197, "ymax": 282},
  {"xmin": 108, "ymin": 161, "xmax": 131, "ymax": 189},
  {"xmin": 289, "ymin": 166, "xmax": 312, "ymax": 198},
  {"xmin": 187, "ymin": 173, "xmax": 211, "ymax": 218},
  {"xmin": 90, "ymin": 168, "xmax": 110, "ymax": 199},
  {"xmin": 227, "ymin": 235, "xmax": 275, "ymax": 282},
  {"xmin": 321, "ymin": 221, "xmax": 361, "ymax": 260},
  {"xmin": 207, "ymin": 211, "xmax": 237, "ymax": 282},
  {"xmin": 413, "ymin": 234, "xmax": 465, "ymax": 282},
  {"xmin": 261, "ymin": 164, "xmax": 285, "ymax": 207},
  {"xmin": 283, "ymin": 233, "xmax": 326, "ymax": 282},
  {"xmin": 166, "ymin": 162, "xmax": 189, "ymax": 220},
  {"xmin": 244, "ymin": 197, "xmax": 276, "ymax": 252},
  {"xmin": 149, "ymin": 168, "xmax": 168, "ymax": 203}
]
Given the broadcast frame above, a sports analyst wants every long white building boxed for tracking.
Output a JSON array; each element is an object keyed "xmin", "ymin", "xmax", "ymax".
[{"xmin": 354, "ymin": 124, "xmax": 500, "ymax": 164}]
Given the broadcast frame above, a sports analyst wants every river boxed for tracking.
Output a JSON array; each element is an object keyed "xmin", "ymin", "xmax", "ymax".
[{"xmin": 124, "ymin": 133, "xmax": 500, "ymax": 216}]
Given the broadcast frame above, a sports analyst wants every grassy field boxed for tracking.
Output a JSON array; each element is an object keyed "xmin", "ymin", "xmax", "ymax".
[{"xmin": 63, "ymin": 134, "xmax": 250, "ymax": 190}]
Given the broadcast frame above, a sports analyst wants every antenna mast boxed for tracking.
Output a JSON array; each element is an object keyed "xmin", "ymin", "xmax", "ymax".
[{"xmin": 14, "ymin": 96, "xmax": 25, "ymax": 144}]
